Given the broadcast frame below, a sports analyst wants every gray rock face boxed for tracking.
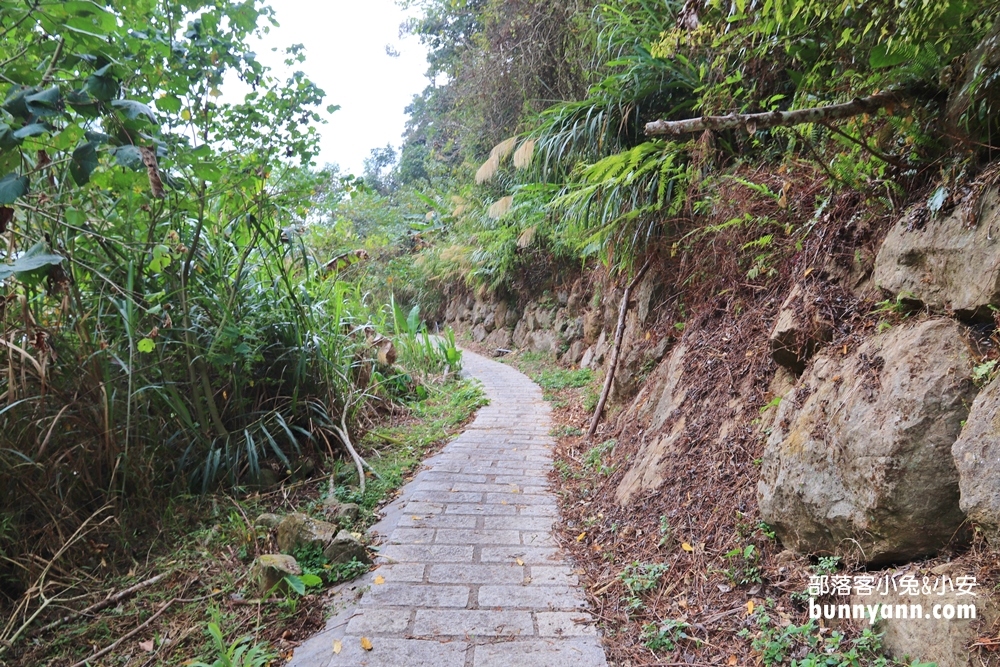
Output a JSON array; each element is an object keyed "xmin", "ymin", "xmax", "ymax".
[
  {"xmin": 850, "ymin": 561, "xmax": 993, "ymax": 667},
  {"xmin": 525, "ymin": 330, "xmax": 559, "ymax": 354},
  {"xmin": 255, "ymin": 512, "xmax": 283, "ymax": 528},
  {"xmin": 769, "ymin": 283, "xmax": 834, "ymax": 373},
  {"xmin": 758, "ymin": 319, "xmax": 976, "ymax": 564},
  {"xmin": 253, "ymin": 553, "xmax": 301, "ymax": 596},
  {"xmin": 583, "ymin": 309, "xmax": 602, "ymax": 344},
  {"xmin": 321, "ymin": 497, "xmax": 361, "ymax": 524},
  {"xmin": 561, "ymin": 340, "xmax": 586, "ymax": 365},
  {"xmin": 276, "ymin": 512, "xmax": 371, "ymax": 564},
  {"xmin": 874, "ymin": 187, "xmax": 1000, "ymax": 319},
  {"xmin": 953, "ymin": 374, "xmax": 1000, "ymax": 540}
]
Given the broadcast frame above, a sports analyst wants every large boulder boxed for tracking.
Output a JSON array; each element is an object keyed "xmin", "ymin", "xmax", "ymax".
[
  {"xmin": 874, "ymin": 187, "xmax": 1000, "ymax": 319},
  {"xmin": 484, "ymin": 327, "xmax": 513, "ymax": 352},
  {"xmin": 524, "ymin": 329, "xmax": 559, "ymax": 354},
  {"xmin": 768, "ymin": 282, "xmax": 834, "ymax": 373},
  {"xmin": 758, "ymin": 319, "xmax": 976, "ymax": 564},
  {"xmin": 276, "ymin": 513, "xmax": 370, "ymax": 564},
  {"xmin": 253, "ymin": 553, "xmax": 301, "ymax": 596},
  {"xmin": 953, "ymin": 374, "xmax": 1000, "ymax": 540},
  {"xmin": 851, "ymin": 563, "xmax": 993, "ymax": 667}
]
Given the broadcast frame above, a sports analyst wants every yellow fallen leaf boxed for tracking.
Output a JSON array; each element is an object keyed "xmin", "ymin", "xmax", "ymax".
[
  {"xmin": 747, "ymin": 600, "xmax": 755, "ymax": 615},
  {"xmin": 332, "ymin": 640, "xmax": 342, "ymax": 654},
  {"xmin": 803, "ymin": 267, "xmax": 814, "ymax": 278},
  {"xmin": 411, "ymin": 515, "xmax": 421, "ymax": 520},
  {"xmin": 374, "ymin": 575, "xmax": 385, "ymax": 585},
  {"xmin": 360, "ymin": 636, "xmax": 373, "ymax": 651},
  {"xmin": 645, "ymin": 331, "xmax": 651, "ymax": 340},
  {"xmin": 681, "ymin": 542, "xmax": 694, "ymax": 552},
  {"xmin": 515, "ymin": 558, "xmax": 524, "ymax": 566},
  {"xmin": 576, "ymin": 532, "xmax": 586, "ymax": 542}
]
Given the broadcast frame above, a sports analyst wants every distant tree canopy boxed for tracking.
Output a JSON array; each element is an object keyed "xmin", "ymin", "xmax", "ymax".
[
  {"xmin": 398, "ymin": 0, "xmax": 596, "ymax": 172},
  {"xmin": 385, "ymin": 0, "xmax": 1000, "ymax": 293}
]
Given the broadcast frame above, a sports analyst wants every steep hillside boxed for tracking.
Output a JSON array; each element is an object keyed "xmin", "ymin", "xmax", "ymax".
[{"xmin": 442, "ymin": 165, "xmax": 1000, "ymax": 666}]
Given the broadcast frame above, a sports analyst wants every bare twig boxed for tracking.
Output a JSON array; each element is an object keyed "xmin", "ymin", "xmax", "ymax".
[
  {"xmin": 0, "ymin": 505, "xmax": 112, "ymax": 653},
  {"xmin": 30, "ymin": 572, "xmax": 170, "ymax": 638},
  {"xmin": 588, "ymin": 259, "xmax": 652, "ymax": 437},
  {"xmin": 69, "ymin": 597, "xmax": 177, "ymax": 667}
]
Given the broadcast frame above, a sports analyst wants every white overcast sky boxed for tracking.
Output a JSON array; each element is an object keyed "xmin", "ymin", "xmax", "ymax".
[{"xmin": 235, "ymin": 0, "xmax": 430, "ymax": 174}]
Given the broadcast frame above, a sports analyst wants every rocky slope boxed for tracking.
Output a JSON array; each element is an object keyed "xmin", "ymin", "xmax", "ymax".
[{"xmin": 439, "ymin": 172, "xmax": 1000, "ymax": 666}]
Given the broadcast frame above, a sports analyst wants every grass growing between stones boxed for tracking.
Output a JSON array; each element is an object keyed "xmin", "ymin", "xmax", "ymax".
[
  {"xmin": 334, "ymin": 380, "xmax": 489, "ymax": 519},
  {"xmin": 502, "ymin": 350, "xmax": 602, "ymax": 412},
  {"xmin": 7, "ymin": 378, "xmax": 486, "ymax": 667}
]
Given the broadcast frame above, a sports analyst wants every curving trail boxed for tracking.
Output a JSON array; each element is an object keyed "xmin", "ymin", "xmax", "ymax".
[{"xmin": 289, "ymin": 348, "xmax": 609, "ymax": 667}]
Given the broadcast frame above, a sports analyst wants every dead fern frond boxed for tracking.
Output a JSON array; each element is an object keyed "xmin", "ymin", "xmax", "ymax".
[
  {"xmin": 491, "ymin": 136, "xmax": 517, "ymax": 161},
  {"xmin": 487, "ymin": 196, "xmax": 514, "ymax": 219},
  {"xmin": 513, "ymin": 139, "xmax": 535, "ymax": 169},
  {"xmin": 517, "ymin": 225, "xmax": 537, "ymax": 247},
  {"xmin": 475, "ymin": 154, "xmax": 500, "ymax": 184}
]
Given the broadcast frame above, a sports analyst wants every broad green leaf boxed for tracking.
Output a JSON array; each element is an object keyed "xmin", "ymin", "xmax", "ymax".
[
  {"xmin": 137, "ymin": 338, "xmax": 155, "ymax": 353},
  {"xmin": 0, "ymin": 124, "xmax": 19, "ymax": 150},
  {"xmin": 406, "ymin": 305, "xmax": 421, "ymax": 336},
  {"xmin": 283, "ymin": 574, "xmax": 306, "ymax": 596},
  {"xmin": 85, "ymin": 72, "xmax": 118, "ymax": 102},
  {"xmin": 62, "ymin": 1, "xmax": 118, "ymax": 30},
  {"xmin": 190, "ymin": 162, "xmax": 222, "ymax": 181},
  {"xmin": 12, "ymin": 123, "xmax": 49, "ymax": 140},
  {"xmin": 70, "ymin": 142, "xmax": 99, "ymax": 185},
  {"xmin": 300, "ymin": 573, "xmax": 323, "ymax": 587},
  {"xmin": 52, "ymin": 125, "xmax": 85, "ymax": 151},
  {"xmin": 110, "ymin": 145, "xmax": 144, "ymax": 169},
  {"xmin": 2, "ymin": 86, "xmax": 35, "ymax": 119},
  {"xmin": 155, "ymin": 94, "xmax": 182, "ymax": 114},
  {"xmin": 66, "ymin": 88, "xmax": 101, "ymax": 117},
  {"xmin": 0, "ymin": 173, "xmax": 28, "ymax": 204},
  {"xmin": 0, "ymin": 242, "xmax": 63, "ymax": 284},
  {"xmin": 148, "ymin": 244, "xmax": 172, "ymax": 272},
  {"xmin": 111, "ymin": 99, "xmax": 157, "ymax": 124},
  {"xmin": 24, "ymin": 86, "xmax": 62, "ymax": 117},
  {"xmin": 84, "ymin": 130, "xmax": 111, "ymax": 144},
  {"xmin": 64, "ymin": 209, "xmax": 87, "ymax": 227}
]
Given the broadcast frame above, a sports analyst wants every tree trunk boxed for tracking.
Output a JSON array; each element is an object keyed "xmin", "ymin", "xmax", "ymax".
[{"xmin": 645, "ymin": 90, "xmax": 905, "ymax": 137}]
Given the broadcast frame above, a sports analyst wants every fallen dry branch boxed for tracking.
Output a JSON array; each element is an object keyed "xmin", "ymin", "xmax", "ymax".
[
  {"xmin": 588, "ymin": 259, "xmax": 652, "ymax": 437},
  {"xmin": 644, "ymin": 90, "xmax": 905, "ymax": 136},
  {"xmin": 30, "ymin": 572, "xmax": 170, "ymax": 638},
  {"xmin": 0, "ymin": 505, "xmax": 112, "ymax": 654},
  {"xmin": 69, "ymin": 596, "xmax": 177, "ymax": 667}
]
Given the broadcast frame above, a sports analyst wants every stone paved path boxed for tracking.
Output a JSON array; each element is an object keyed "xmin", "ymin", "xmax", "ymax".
[{"xmin": 288, "ymin": 349, "xmax": 608, "ymax": 667}]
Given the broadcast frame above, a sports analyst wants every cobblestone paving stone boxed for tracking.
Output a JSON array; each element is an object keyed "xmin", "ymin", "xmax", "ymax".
[{"xmin": 288, "ymin": 349, "xmax": 608, "ymax": 667}]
